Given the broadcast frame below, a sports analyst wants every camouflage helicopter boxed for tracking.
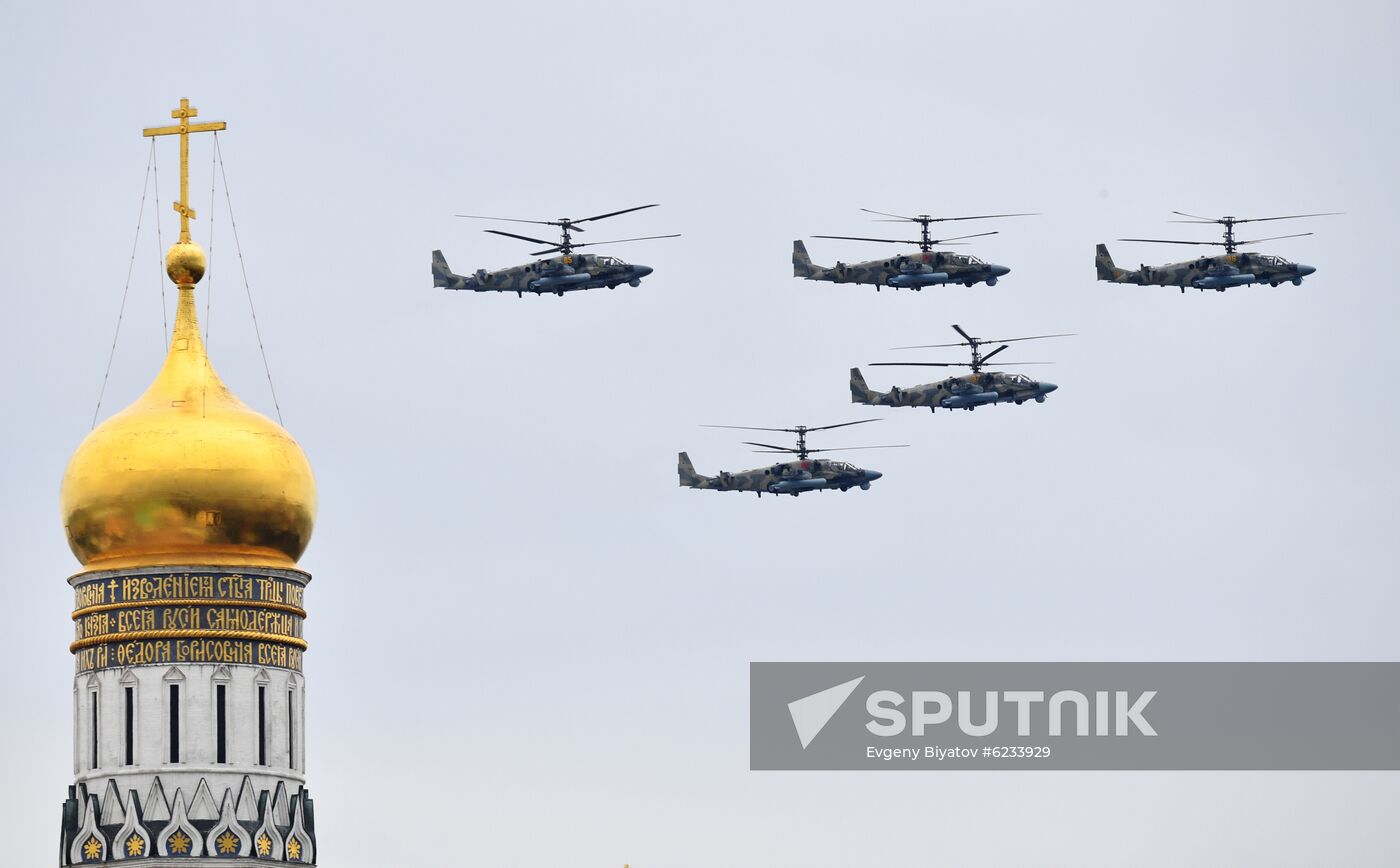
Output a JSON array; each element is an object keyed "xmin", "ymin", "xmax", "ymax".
[
  {"xmin": 852, "ymin": 324, "xmax": 1069, "ymax": 413},
  {"xmin": 793, "ymin": 208, "xmax": 1034, "ymax": 290},
  {"xmin": 678, "ymin": 421, "xmax": 906, "ymax": 497},
  {"xmin": 1096, "ymin": 211, "xmax": 1338, "ymax": 293},
  {"xmin": 432, "ymin": 204, "xmax": 679, "ymax": 296}
]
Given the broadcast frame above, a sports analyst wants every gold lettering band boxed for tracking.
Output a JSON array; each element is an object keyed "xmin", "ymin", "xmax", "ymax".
[
  {"xmin": 70, "ymin": 630, "xmax": 309, "ymax": 654},
  {"xmin": 71, "ymin": 598, "xmax": 308, "ymax": 619}
]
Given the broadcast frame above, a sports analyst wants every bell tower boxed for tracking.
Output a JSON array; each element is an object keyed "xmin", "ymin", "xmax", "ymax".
[{"xmin": 58, "ymin": 99, "xmax": 320, "ymax": 865}]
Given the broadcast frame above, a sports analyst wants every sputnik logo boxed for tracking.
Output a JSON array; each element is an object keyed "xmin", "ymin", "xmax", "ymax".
[{"xmin": 787, "ymin": 676, "xmax": 864, "ymax": 749}]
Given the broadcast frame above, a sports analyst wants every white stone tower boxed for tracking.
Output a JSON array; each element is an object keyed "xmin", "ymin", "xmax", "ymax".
[{"xmin": 57, "ymin": 99, "xmax": 319, "ymax": 865}]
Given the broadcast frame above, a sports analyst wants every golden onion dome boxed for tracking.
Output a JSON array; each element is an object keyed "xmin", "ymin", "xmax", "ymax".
[{"xmin": 61, "ymin": 241, "xmax": 316, "ymax": 571}]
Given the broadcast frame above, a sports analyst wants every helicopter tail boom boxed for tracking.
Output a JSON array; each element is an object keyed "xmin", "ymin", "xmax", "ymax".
[
  {"xmin": 432, "ymin": 249, "xmax": 478, "ymax": 290},
  {"xmin": 678, "ymin": 452, "xmax": 710, "ymax": 488},
  {"xmin": 792, "ymin": 240, "xmax": 823, "ymax": 279},
  {"xmin": 1094, "ymin": 244, "xmax": 1130, "ymax": 282},
  {"xmin": 849, "ymin": 368, "xmax": 883, "ymax": 405}
]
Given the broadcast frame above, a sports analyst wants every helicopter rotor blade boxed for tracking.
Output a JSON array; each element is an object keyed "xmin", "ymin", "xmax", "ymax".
[
  {"xmin": 952, "ymin": 324, "xmax": 976, "ymax": 344},
  {"xmin": 826, "ymin": 232, "xmax": 997, "ymax": 243},
  {"xmin": 1168, "ymin": 211, "xmax": 1220, "ymax": 222},
  {"xmin": 1232, "ymin": 212, "xmax": 1343, "ymax": 224},
  {"xmin": 813, "ymin": 235, "xmax": 923, "ymax": 245},
  {"xmin": 1234, "ymin": 233, "xmax": 1313, "ymax": 245},
  {"xmin": 979, "ymin": 344, "xmax": 1011, "ymax": 364},
  {"xmin": 575, "ymin": 204, "xmax": 660, "ymax": 224},
  {"xmin": 871, "ymin": 361, "xmax": 1054, "ymax": 367},
  {"xmin": 528, "ymin": 246, "xmax": 566, "ymax": 256},
  {"xmin": 859, "ymin": 208, "xmax": 921, "ymax": 221},
  {"xmin": 804, "ymin": 445, "xmax": 910, "ymax": 452},
  {"xmin": 1169, "ymin": 211, "xmax": 1342, "ymax": 224},
  {"xmin": 567, "ymin": 234, "xmax": 682, "ymax": 250},
  {"xmin": 1118, "ymin": 237, "xmax": 1228, "ymax": 246},
  {"xmin": 457, "ymin": 214, "xmax": 562, "ymax": 227},
  {"xmin": 485, "ymin": 228, "xmax": 559, "ymax": 246},
  {"xmin": 982, "ymin": 332, "xmax": 1076, "ymax": 344},
  {"xmin": 862, "ymin": 209, "xmax": 1037, "ymax": 223},
  {"xmin": 891, "ymin": 331, "xmax": 1074, "ymax": 350},
  {"xmin": 742, "ymin": 441, "xmax": 799, "ymax": 452},
  {"xmin": 805, "ymin": 419, "xmax": 879, "ymax": 433},
  {"xmin": 932, "ymin": 212, "xmax": 1038, "ymax": 222},
  {"xmin": 930, "ymin": 231, "xmax": 999, "ymax": 243},
  {"xmin": 704, "ymin": 424, "xmax": 798, "ymax": 434}
]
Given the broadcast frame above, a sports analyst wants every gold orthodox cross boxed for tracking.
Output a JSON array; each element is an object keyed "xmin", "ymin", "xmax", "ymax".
[{"xmin": 143, "ymin": 98, "xmax": 226, "ymax": 243}]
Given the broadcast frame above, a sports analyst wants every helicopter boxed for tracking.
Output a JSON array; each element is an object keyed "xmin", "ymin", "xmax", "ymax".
[
  {"xmin": 678, "ymin": 421, "xmax": 905, "ymax": 497},
  {"xmin": 433, "ymin": 204, "xmax": 679, "ymax": 296},
  {"xmin": 793, "ymin": 208, "xmax": 1034, "ymax": 290},
  {"xmin": 851, "ymin": 324, "xmax": 1069, "ymax": 413},
  {"xmin": 1095, "ymin": 211, "xmax": 1339, "ymax": 293}
]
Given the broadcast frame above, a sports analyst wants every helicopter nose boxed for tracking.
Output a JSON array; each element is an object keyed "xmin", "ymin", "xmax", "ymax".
[
  {"xmin": 1041, "ymin": 382, "xmax": 1058, "ymax": 393},
  {"xmin": 1296, "ymin": 264, "xmax": 1316, "ymax": 277},
  {"xmin": 865, "ymin": 470, "xmax": 882, "ymax": 481},
  {"xmin": 634, "ymin": 265, "xmax": 654, "ymax": 277},
  {"xmin": 990, "ymin": 264, "xmax": 1011, "ymax": 277}
]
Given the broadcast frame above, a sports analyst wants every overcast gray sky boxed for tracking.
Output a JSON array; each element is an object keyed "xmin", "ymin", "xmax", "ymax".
[{"xmin": 3, "ymin": 1, "xmax": 1398, "ymax": 865}]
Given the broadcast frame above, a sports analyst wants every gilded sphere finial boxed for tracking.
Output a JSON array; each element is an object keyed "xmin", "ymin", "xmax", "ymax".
[{"xmin": 165, "ymin": 240, "xmax": 207, "ymax": 285}]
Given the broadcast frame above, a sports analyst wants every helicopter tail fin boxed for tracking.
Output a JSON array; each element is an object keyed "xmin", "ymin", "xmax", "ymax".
[
  {"xmin": 1095, "ymin": 244, "xmax": 1125, "ymax": 281},
  {"xmin": 850, "ymin": 368, "xmax": 881, "ymax": 405},
  {"xmin": 793, "ymin": 240, "xmax": 821, "ymax": 278},
  {"xmin": 432, "ymin": 250, "xmax": 476, "ymax": 290},
  {"xmin": 678, "ymin": 452, "xmax": 708, "ymax": 488}
]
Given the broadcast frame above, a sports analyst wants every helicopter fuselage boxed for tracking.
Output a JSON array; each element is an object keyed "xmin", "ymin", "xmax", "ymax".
[
  {"xmin": 678, "ymin": 452, "xmax": 882, "ymax": 496},
  {"xmin": 851, "ymin": 368, "xmax": 1057, "ymax": 412},
  {"xmin": 1095, "ymin": 244, "xmax": 1316, "ymax": 292},
  {"xmin": 432, "ymin": 250, "xmax": 654, "ymax": 296},
  {"xmin": 794, "ymin": 241, "xmax": 1010, "ymax": 289}
]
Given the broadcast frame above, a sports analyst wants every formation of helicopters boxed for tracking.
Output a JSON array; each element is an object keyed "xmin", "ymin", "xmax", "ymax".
[
  {"xmin": 434, "ymin": 206, "xmax": 1336, "ymax": 297},
  {"xmin": 433, "ymin": 204, "xmax": 1336, "ymax": 497}
]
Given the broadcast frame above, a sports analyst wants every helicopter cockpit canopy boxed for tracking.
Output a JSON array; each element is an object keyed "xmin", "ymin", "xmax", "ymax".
[
  {"xmin": 946, "ymin": 253, "xmax": 986, "ymax": 266},
  {"xmin": 1004, "ymin": 373, "xmax": 1034, "ymax": 385},
  {"xmin": 593, "ymin": 255, "xmax": 629, "ymax": 267},
  {"xmin": 1249, "ymin": 253, "xmax": 1292, "ymax": 266}
]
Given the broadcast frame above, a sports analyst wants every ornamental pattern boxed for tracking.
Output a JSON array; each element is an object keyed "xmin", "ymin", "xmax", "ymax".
[{"xmin": 57, "ymin": 777, "xmax": 317, "ymax": 865}]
